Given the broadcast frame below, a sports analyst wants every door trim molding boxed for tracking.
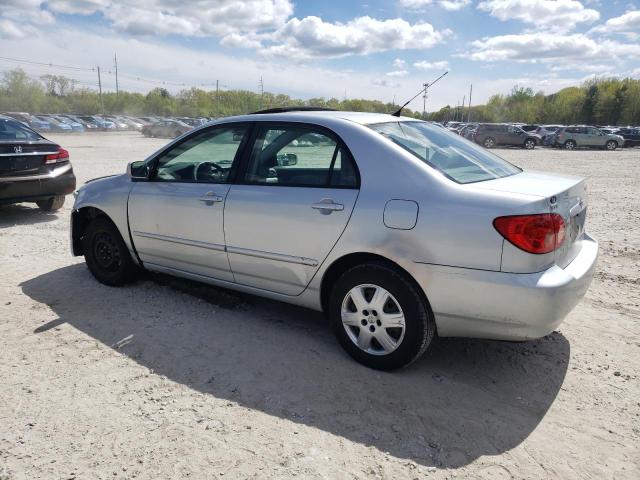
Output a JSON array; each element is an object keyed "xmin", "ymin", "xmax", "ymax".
[
  {"xmin": 132, "ymin": 231, "xmax": 226, "ymax": 252},
  {"xmin": 226, "ymin": 245, "xmax": 318, "ymax": 267}
]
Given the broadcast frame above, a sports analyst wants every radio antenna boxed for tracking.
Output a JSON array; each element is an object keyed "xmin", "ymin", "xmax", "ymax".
[{"xmin": 392, "ymin": 71, "xmax": 448, "ymax": 117}]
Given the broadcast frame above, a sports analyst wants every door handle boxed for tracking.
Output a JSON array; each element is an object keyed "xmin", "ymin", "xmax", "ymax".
[
  {"xmin": 311, "ymin": 199, "xmax": 344, "ymax": 214},
  {"xmin": 198, "ymin": 191, "xmax": 224, "ymax": 204}
]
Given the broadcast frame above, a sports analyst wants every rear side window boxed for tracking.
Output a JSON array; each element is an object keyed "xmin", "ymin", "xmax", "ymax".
[
  {"xmin": 369, "ymin": 121, "xmax": 521, "ymax": 184},
  {"xmin": 243, "ymin": 125, "xmax": 358, "ymax": 188},
  {"xmin": 0, "ymin": 119, "xmax": 42, "ymax": 141}
]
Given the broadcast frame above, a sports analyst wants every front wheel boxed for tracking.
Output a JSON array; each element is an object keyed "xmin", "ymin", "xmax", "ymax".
[
  {"xmin": 605, "ymin": 140, "xmax": 617, "ymax": 151},
  {"xmin": 82, "ymin": 217, "xmax": 138, "ymax": 286},
  {"xmin": 329, "ymin": 263, "xmax": 436, "ymax": 370},
  {"xmin": 483, "ymin": 137, "xmax": 496, "ymax": 148},
  {"xmin": 524, "ymin": 138, "xmax": 536, "ymax": 149},
  {"xmin": 36, "ymin": 195, "xmax": 65, "ymax": 211}
]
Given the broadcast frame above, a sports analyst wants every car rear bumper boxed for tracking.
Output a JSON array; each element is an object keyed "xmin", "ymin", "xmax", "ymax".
[
  {"xmin": 411, "ymin": 233, "xmax": 598, "ymax": 340},
  {"xmin": 0, "ymin": 163, "xmax": 76, "ymax": 204}
]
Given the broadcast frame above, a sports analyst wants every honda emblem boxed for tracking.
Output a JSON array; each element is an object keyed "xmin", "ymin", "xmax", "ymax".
[{"xmin": 14, "ymin": 146, "xmax": 22, "ymax": 154}]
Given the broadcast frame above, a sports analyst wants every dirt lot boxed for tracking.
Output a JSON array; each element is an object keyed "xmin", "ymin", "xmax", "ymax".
[{"xmin": 1, "ymin": 132, "xmax": 638, "ymax": 479}]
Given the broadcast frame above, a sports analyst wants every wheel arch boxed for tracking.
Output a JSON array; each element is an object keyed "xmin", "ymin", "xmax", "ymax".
[
  {"xmin": 319, "ymin": 252, "xmax": 432, "ymax": 318},
  {"xmin": 71, "ymin": 206, "xmax": 117, "ymax": 256}
]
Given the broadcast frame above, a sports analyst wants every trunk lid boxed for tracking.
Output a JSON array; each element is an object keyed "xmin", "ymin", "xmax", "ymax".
[
  {"xmin": 471, "ymin": 170, "xmax": 588, "ymax": 268},
  {"xmin": 0, "ymin": 141, "xmax": 59, "ymax": 178}
]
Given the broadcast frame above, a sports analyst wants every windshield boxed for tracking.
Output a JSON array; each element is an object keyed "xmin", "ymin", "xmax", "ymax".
[
  {"xmin": 0, "ymin": 119, "xmax": 43, "ymax": 141},
  {"xmin": 369, "ymin": 121, "xmax": 521, "ymax": 184}
]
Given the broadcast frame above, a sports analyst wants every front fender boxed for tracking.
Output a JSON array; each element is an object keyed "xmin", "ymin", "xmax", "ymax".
[{"xmin": 71, "ymin": 174, "xmax": 137, "ymax": 260}]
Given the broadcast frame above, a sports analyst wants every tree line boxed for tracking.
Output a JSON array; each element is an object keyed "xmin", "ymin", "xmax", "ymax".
[{"xmin": 1, "ymin": 68, "xmax": 638, "ymax": 126}]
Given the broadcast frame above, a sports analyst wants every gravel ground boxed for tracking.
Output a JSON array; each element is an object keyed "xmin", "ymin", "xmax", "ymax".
[{"xmin": 1, "ymin": 132, "xmax": 638, "ymax": 480}]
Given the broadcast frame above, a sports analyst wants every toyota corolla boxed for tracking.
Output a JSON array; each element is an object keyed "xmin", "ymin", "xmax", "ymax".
[{"xmin": 70, "ymin": 108, "xmax": 597, "ymax": 370}]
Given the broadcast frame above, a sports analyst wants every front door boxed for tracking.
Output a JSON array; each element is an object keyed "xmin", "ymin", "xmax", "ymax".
[
  {"xmin": 128, "ymin": 124, "xmax": 249, "ymax": 281},
  {"xmin": 224, "ymin": 123, "xmax": 360, "ymax": 295}
]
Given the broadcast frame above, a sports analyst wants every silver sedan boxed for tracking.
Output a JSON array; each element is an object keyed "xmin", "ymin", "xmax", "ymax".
[{"xmin": 71, "ymin": 109, "xmax": 598, "ymax": 370}]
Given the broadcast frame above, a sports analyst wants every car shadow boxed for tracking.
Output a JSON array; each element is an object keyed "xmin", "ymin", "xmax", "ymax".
[
  {"xmin": 0, "ymin": 203, "xmax": 60, "ymax": 227},
  {"xmin": 21, "ymin": 264, "xmax": 570, "ymax": 469}
]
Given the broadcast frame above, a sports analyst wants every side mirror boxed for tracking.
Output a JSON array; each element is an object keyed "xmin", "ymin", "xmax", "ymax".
[
  {"xmin": 276, "ymin": 153, "xmax": 297, "ymax": 166},
  {"xmin": 127, "ymin": 161, "xmax": 150, "ymax": 180}
]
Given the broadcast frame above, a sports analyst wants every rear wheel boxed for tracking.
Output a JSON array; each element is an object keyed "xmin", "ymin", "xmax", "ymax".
[
  {"xmin": 329, "ymin": 263, "xmax": 435, "ymax": 370},
  {"xmin": 564, "ymin": 140, "xmax": 576, "ymax": 150},
  {"xmin": 524, "ymin": 138, "xmax": 536, "ymax": 149},
  {"xmin": 483, "ymin": 137, "xmax": 496, "ymax": 148},
  {"xmin": 605, "ymin": 140, "xmax": 617, "ymax": 151},
  {"xmin": 36, "ymin": 195, "xmax": 65, "ymax": 212},
  {"xmin": 82, "ymin": 217, "xmax": 137, "ymax": 286}
]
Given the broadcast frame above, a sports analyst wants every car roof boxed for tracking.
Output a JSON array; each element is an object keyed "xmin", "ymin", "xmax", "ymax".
[{"xmin": 213, "ymin": 110, "xmax": 417, "ymax": 126}]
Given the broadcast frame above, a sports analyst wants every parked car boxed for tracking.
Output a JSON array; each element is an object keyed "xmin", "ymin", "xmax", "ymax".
[
  {"xmin": 0, "ymin": 115, "xmax": 75, "ymax": 211},
  {"xmin": 142, "ymin": 119, "xmax": 192, "ymax": 138},
  {"xmin": 70, "ymin": 109, "xmax": 597, "ymax": 370},
  {"xmin": 474, "ymin": 123, "xmax": 541, "ymax": 149},
  {"xmin": 552, "ymin": 126, "xmax": 624, "ymax": 150},
  {"xmin": 613, "ymin": 127, "xmax": 640, "ymax": 147},
  {"xmin": 34, "ymin": 115, "xmax": 73, "ymax": 132},
  {"xmin": 104, "ymin": 116, "xmax": 131, "ymax": 130},
  {"xmin": 3, "ymin": 112, "xmax": 51, "ymax": 132},
  {"xmin": 520, "ymin": 124, "xmax": 539, "ymax": 132},
  {"xmin": 63, "ymin": 115, "xmax": 99, "ymax": 130},
  {"xmin": 52, "ymin": 115, "xmax": 84, "ymax": 133},
  {"xmin": 536, "ymin": 125, "xmax": 563, "ymax": 146}
]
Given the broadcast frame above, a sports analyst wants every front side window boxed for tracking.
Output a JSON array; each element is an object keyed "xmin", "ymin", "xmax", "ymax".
[
  {"xmin": 153, "ymin": 125, "xmax": 247, "ymax": 183},
  {"xmin": 369, "ymin": 121, "xmax": 521, "ymax": 184},
  {"xmin": 243, "ymin": 125, "xmax": 358, "ymax": 188}
]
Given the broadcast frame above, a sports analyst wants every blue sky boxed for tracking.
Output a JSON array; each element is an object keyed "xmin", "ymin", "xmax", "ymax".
[{"xmin": 0, "ymin": 1, "xmax": 639, "ymax": 110}]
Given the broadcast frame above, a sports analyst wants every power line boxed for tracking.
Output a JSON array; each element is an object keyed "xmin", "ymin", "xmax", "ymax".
[{"xmin": 0, "ymin": 56, "xmax": 94, "ymax": 72}]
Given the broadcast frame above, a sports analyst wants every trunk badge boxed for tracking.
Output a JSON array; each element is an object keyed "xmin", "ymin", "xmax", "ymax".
[{"xmin": 14, "ymin": 146, "xmax": 22, "ymax": 153}]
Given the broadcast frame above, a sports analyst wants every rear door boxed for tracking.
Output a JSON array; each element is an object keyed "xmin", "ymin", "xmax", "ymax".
[
  {"xmin": 586, "ymin": 127, "xmax": 604, "ymax": 147},
  {"xmin": 128, "ymin": 124, "xmax": 249, "ymax": 281},
  {"xmin": 224, "ymin": 123, "xmax": 359, "ymax": 295}
]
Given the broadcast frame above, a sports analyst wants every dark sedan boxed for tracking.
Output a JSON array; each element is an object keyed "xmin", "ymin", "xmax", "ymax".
[
  {"xmin": 614, "ymin": 128, "xmax": 640, "ymax": 148},
  {"xmin": 0, "ymin": 115, "xmax": 76, "ymax": 211},
  {"xmin": 142, "ymin": 119, "xmax": 192, "ymax": 138}
]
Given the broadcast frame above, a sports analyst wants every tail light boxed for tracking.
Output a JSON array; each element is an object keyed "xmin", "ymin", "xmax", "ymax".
[
  {"xmin": 44, "ymin": 147, "xmax": 70, "ymax": 164},
  {"xmin": 493, "ymin": 213, "xmax": 565, "ymax": 254}
]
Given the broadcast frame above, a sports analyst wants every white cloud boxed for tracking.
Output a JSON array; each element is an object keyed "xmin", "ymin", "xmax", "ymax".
[
  {"xmin": 3, "ymin": 1, "xmax": 294, "ymax": 37},
  {"xmin": 477, "ymin": 0, "xmax": 600, "ymax": 32},
  {"xmin": 0, "ymin": 19, "xmax": 26, "ymax": 39},
  {"xmin": 399, "ymin": 0, "xmax": 471, "ymax": 10},
  {"xmin": 591, "ymin": 10, "xmax": 640, "ymax": 39},
  {"xmin": 464, "ymin": 32, "xmax": 639, "ymax": 63},
  {"xmin": 414, "ymin": 60, "xmax": 449, "ymax": 70},
  {"xmin": 386, "ymin": 70, "xmax": 408, "ymax": 77},
  {"xmin": 393, "ymin": 58, "xmax": 406, "ymax": 68},
  {"xmin": 235, "ymin": 16, "xmax": 450, "ymax": 60}
]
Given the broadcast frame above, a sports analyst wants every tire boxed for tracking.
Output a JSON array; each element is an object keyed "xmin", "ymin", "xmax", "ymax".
[
  {"xmin": 564, "ymin": 140, "xmax": 576, "ymax": 150},
  {"xmin": 82, "ymin": 217, "xmax": 137, "ymax": 286},
  {"xmin": 524, "ymin": 138, "xmax": 536, "ymax": 149},
  {"xmin": 483, "ymin": 137, "xmax": 496, "ymax": 148},
  {"xmin": 329, "ymin": 262, "xmax": 436, "ymax": 370},
  {"xmin": 605, "ymin": 140, "xmax": 617, "ymax": 151},
  {"xmin": 36, "ymin": 195, "xmax": 65, "ymax": 211}
]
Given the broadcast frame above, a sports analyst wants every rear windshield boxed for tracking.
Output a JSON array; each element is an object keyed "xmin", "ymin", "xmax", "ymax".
[
  {"xmin": 369, "ymin": 121, "xmax": 521, "ymax": 184},
  {"xmin": 0, "ymin": 119, "xmax": 43, "ymax": 141}
]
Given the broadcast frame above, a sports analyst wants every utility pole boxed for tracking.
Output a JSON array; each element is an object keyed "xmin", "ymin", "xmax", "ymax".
[
  {"xmin": 461, "ymin": 95, "xmax": 466, "ymax": 122},
  {"xmin": 259, "ymin": 76, "xmax": 264, "ymax": 110},
  {"xmin": 97, "ymin": 66, "xmax": 104, "ymax": 114},
  {"xmin": 215, "ymin": 79, "xmax": 219, "ymax": 118},
  {"xmin": 422, "ymin": 82, "xmax": 428, "ymax": 119},
  {"xmin": 467, "ymin": 84, "xmax": 473, "ymax": 122},
  {"xmin": 114, "ymin": 53, "xmax": 119, "ymax": 96}
]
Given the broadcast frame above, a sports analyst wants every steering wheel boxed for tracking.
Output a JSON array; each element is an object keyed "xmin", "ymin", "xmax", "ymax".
[{"xmin": 194, "ymin": 161, "xmax": 224, "ymax": 181}]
